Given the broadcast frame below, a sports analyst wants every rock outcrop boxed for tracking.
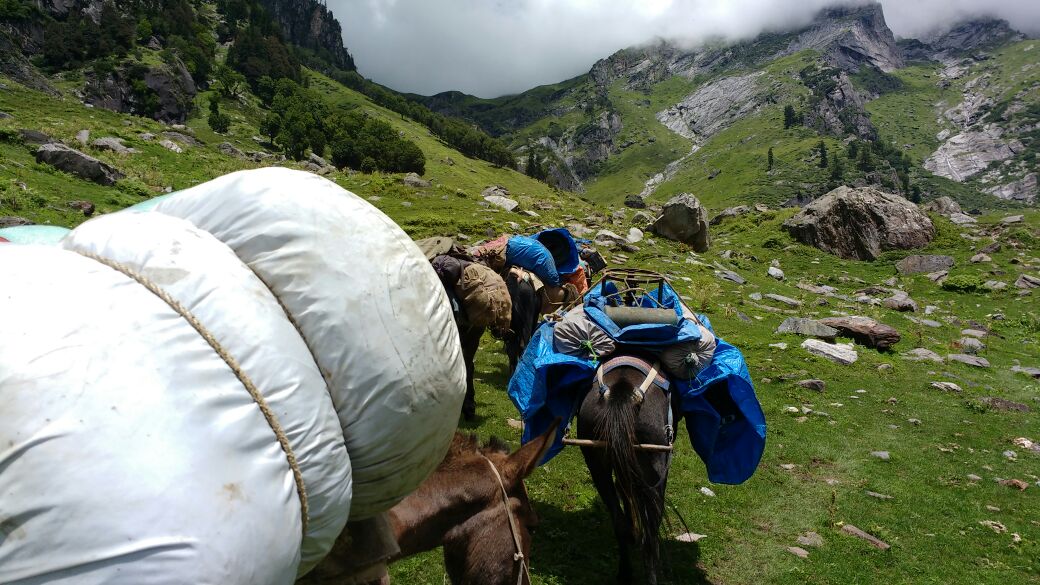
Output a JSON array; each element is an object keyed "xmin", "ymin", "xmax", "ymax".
[
  {"xmin": 656, "ymin": 72, "xmax": 767, "ymax": 141},
  {"xmin": 36, "ymin": 143, "xmax": 124, "ymax": 186},
  {"xmin": 782, "ymin": 186, "xmax": 934, "ymax": 261},
  {"xmin": 83, "ymin": 59, "xmax": 196, "ymax": 123},
  {"xmin": 896, "ymin": 255, "xmax": 955, "ymax": 275},
  {"xmin": 985, "ymin": 173, "xmax": 1037, "ymax": 204},
  {"xmin": 785, "ymin": 4, "xmax": 904, "ymax": 72},
  {"xmin": 924, "ymin": 126, "xmax": 1020, "ymax": 182},
  {"xmin": 650, "ymin": 193, "xmax": 710, "ymax": 252},
  {"xmin": 818, "ymin": 316, "xmax": 901, "ymax": 350},
  {"xmin": 257, "ymin": 0, "xmax": 356, "ymax": 71}
]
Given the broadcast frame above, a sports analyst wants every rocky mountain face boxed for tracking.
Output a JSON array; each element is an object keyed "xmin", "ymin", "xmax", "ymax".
[{"xmin": 257, "ymin": 0, "xmax": 356, "ymax": 71}]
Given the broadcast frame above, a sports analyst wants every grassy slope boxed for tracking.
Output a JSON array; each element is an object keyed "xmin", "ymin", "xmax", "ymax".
[{"xmin": 2, "ymin": 66, "xmax": 1039, "ymax": 584}]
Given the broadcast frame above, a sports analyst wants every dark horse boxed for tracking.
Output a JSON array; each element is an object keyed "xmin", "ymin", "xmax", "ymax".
[
  {"xmin": 577, "ymin": 355, "xmax": 674, "ymax": 585},
  {"xmin": 458, "ymin": 270, "xmax": 541, "ymax": 419},
  {"xmin": 305, "ymin": 419, "xmax": 560, "ymax": 585}
]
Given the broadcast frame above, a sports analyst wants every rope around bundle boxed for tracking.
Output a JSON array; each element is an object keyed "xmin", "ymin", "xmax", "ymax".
[{"xmin": 74, "ymin": 250, "xmax": 311, "ymax": 539}]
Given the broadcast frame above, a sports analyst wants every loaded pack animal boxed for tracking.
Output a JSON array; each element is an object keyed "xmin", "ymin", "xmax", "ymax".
[{"xmin": 305, "ymin": 419, "xmax": 561, "ymax": 585}]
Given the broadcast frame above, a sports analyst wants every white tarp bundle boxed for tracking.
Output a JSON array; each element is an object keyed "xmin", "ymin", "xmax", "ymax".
[{"xmin": 0, "ymin": 168, "xmax": 465, "ymax": 583}]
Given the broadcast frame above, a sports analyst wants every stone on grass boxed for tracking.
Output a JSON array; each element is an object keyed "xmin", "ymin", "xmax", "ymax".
[
  {"xmin": 768, "ymin": 266, "xmax": 785, "ymax": 280},
  {"xmin": 67, "ymin": 200, "xmax": 95, "ymax": 217},
  {"xmin": 1011, "ymin": 365, "xmax": 1040, "ymax": 379},
  {"xmin": 798, "ymin": 532, "xmax": 824, "ymax": 548},
  {"xmin": 841, "ymin": 525, "xmax": 891, "ymax": 550},
  {"xmin": 870, "ymin": 451, "xmax": 890, "ymax": 461},
  {"xmin": 984, "ymin": 280, "xmax": 1007, "ymax": 290},
  {"xmin": 971, "ymin": 253, "xmax": 991, "ymax": 263},
  {"xmin": 802, "ymin": 339, "xmax": 858, "ymax": 365},
  {"xmin": 217, "ymin": 142, "xmax": 246, "ymax": 158},
  {"xmin": 796, "ymin": 379, "xmax": 826, "ymax": 392},
  {"xmin": 1000, "ymin": 215, "xmax": 1023, "ymax": 225},
  {"xmin": 675, "ymin": 532, "xmax": 707, "ymax": 542},
  {"xmin": 866, "ymin": 491, "xmax": 894, "ymax": 500},
  {"xmin": 402, "ymin": 172, "xmax": 431, "ymax": 188},
  {"xmin": 627, "ymin": 227, "xmax": 644, "ymax": 243},
  {"xmin": 700, "ymin": 486, "xmax": 715, "ymax": 497},
  {"xmin": 0, "ymin": 216, "xmax": 33, "ymax": 228},
  {"xmin": 948, "ymin": 354, "xmax": 990, "ymax": 368},
  {"xmin": 926, "ymin": 270, "xmax": 949, "ymax": 282},
  {"xmin": 1016, "ymin": 274, "xmax": 1040, "ymax": 289},
  {"xmin": 624, "ymin": 193, "xmax": 647, "ymax": 209},
  {"xmin": 776, "ymin": 317, "xmax": 839, "ymax": 340},
  {"xmin": 787, "ymin": 546, "xmax": 810, "ymax": 558},
  {"xmin": 967, "ymin": 474, "xmax": 982, "ymax": 482},
  {"xmin": 782, "ymin": 186, "xmax": 934, "ymax": 260},
  {"xmin": 883, "ymin": 292, "xmax": 918, "ymax": 312},
  {"xmin": 818, "ymin": 316, "xmax": 901, "ymax": 350},
  {"xmin": 896, "ymin": 254, "xmax": 955, "ymax": 275},
  {"xmin": 91, "ymin": 137, "xmax": 132, "ymax": 154},
  {"xmin": 159, "ymin": 139, "xmax": 183, "ymax": 153},
  {"xmin": 484, "ymin": 195, "xmax": 520, "ymax": 212},
  {"xmin": 765, "ymin": 293, "xmax": 802, "ymax": 307},
  {"xmin": 35, "ymin": 143, "xmax": 124, "ymax": 186},
  {"xmin": 75, "ymin": 129, "xmax": 89, "ymax": 145},
  {"xmin": 903, "ymin": 348, "xmax": 943, "ymax": 362},
  {"xmin": 958, "ymin": 337, "xmax": 985, "ymax": 354},
  {"xmin": 949, "ymin": 212, "xmax": 977, "ymax": 225},
  {"xmin": 715, "ymin": 269, "xmax": 745, "ymax": 285},
  {"xmin": 931, "ymin": 381, "xmax": 962, "ymax": 393},
  {"xmin": 651, "ymin": 193, "xmax": 710, "ymax": 252}
]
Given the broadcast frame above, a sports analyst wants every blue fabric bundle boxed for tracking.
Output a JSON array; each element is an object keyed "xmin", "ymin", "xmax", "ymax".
[
  {"xmin": 0, "ymin": 225, "xmax": 70, "ymax": 245},
  {"xmin": 532, "ymin": 228, "xmax": 580, "ymax": 275},
  {"xmin": 507, "ymin": 287, "xmax": 766, "ymax": 485},
  {"xmin": 506, "ymin": 235, "xmax": 561, "ymax": 285}
]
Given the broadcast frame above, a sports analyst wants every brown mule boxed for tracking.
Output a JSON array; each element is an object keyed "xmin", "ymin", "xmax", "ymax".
[{"xmin": 306, "ymin": 419, "xmax": 560, "ymax": 584}]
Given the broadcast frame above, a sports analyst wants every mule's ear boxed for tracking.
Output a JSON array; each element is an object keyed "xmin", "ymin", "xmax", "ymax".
[{"xmin": 503, "ymin": 418, "xmax": 561, "ymax": 484}]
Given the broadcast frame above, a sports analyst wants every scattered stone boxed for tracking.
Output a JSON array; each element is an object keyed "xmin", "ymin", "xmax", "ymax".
[
  {"xmin": 91, "ymin": 136, "xmax": 132, "ymax": 154},
  {"xmin": 984, "ymin": 280, "xmax": 1007, "ymax": 291},
  {"xmin": 1011, "ymin": 366, "xmax": 1040, "ymax": 379},
  {"xmin": 948, "ymin": 212, "xmax": 977, "ymax": 225},
  {"xmin": 908, "ymin": 418, "xmax": 921, "ymax": 425},
  {"xmin": 921, "ymin": 196, "xmax": 962, "ymax": 216},
  {"xmin": 802, "ymin": 339, "xmax": 858, "ymax": 365},
  {"xmin": 1003, "ymin": 450, "xmax": 1017, "ymax": 461},
  {"xmin": 627, "ymin": 227, "xmax": 644, "ymax": 244},
  {"xmin": 710, "ymin": 205, "xmax": 750, "ymax": 225},
  {"xmin": 18, "ymin": 128, "xmax": 52, "ymax": 145},
  {"xmin": 979, "ymin": 397, "xmax": 1030, "ymax": 413},
  {"xmin": 75, "ymin": 129, "xmax": 90, "ymax": 145},
  {"xmin": 796, "ymin": 379, "xmax": 826, "ymax": 392},
  {"xmin": 818, "ymin": 316, "xmax": 901, "ymax": 350},
  {"xmin": 780, "ymin": 462, "xmax": 797, "ymax": 469},
  {"xmin": 787, "ymin": 546, "xmax": 810, "ymax": 559},
  {"xmin": 979, "ymin": 520, "xmax": 1007, "ymax": 533},
  {"xmin": 0, "ymin": 216, "xmax": 33, "ymax": 228},
  {"xmin": 35, "ymin": 143, "xmax": 124, "ymax": 186},
  {"xmin": 896, "ymin": 255, "xmax": 955, "ymax": 275},
  {"xmin": 866, "ymin": 491, "xmax": 894, "ymax": 500},
  {"xmin": 883, "ymin": 291, "xmax": 918, "ymax": 312},
  {"xmin": 958, "ymin": 337, "xmax": 985, "ymax": 354},
  {"xmin": 870, "ymin": 451, "xmax": 890, "ymax": 461},
  {"xmin": 1016, "ymin": 274, "xmax": 1040, "ymax": 289},
  {"xmin": 484, "ymin": 195, "xmax": 520, "ymax": 212},
  {"xmin": 878, "ymin": 364, "xmax": 893, "ymax": 372},
  {"xmin": 675, "ymin": 532, "xmax": 707, "ymax": 543},
  {"xmin": 776, "ymin": 317, "xmax": 839, "ymax": 340},
  {"xmin": 624, "ymin": 193, "xmax": 647, "ymax": 209},
  {"xmin": 700, "ymin": 486, "xmax": 716, "ymax": 497},
  {"xmin": 159, "ymin": 139, "xmax": 183, "ymax": 153},
  {"xmin": 764, "ymin": 293, "xmax": 802, "ymax": 307},
  {"xmin": 979, "ymin": 242, "xmax": 1002, "ymax": 254},
  {"xmin": 841, "ymin": 524, "xmax": 891, "ymax": 550},
  {"xmin": 217, "ymin": 142, "xmax": 245, "ymax": 158},
  {"xmin": 782, "ymin": 186, "xmax": 934, "ymax": 260},
  {"xmin": 0, "ymin": 111, "xmax": 11, "ymax": 120},
  {"xmin": 926, "ymin": 269, "xmax": 949, "ymax": 282},
  {"xmin": 797, "ymin": 532, "xmax": 824, "ymax": 548},
  {"xmin": 947, "ymin": 354, "xmax": 990, "ymax": 368},
  {"xmin": 999, "ymin": 215, "xmax": 1023, "ymax": 225},
  {"xmin": 768, "ymin": 266, "xmax": 785, "ymax": 280},
  {"xmin": 967, "ymin": 474, "xmax": 982, "ymax": 482},
  {"xmin": 66, "ymin": 200, "xmax": 95, "ymax": 217},
  {"xmin": 931, "ymin": 381, "xmax": 963, "ymax": 393},
  {"xmin": 715, "ymin": 269, "xmax": 745, "ymax": 285},
  {"xmin": 769, "ymin": 342, "xmax": 788, "ymax": 350},
  {"xmin": 903, "ymin": 348, "xmax": 944, "ymax": 362},
  {"xmin": 402, "ymin": 172, "xmax": 431, "ymax": 188},
  {"xmin": 971, "ymin": 253, "xmax": 991, "ymax": 263},
  {"xmin": 999, "ymin": 479, "xmax": 1029, "ymax": 491},
  {"xmin": 651, "ymin": 193, "xmax": 711, "ymax": 252},
  {"xmin": 162, "ymin": 131, "xmax": 199, "ymax": 146},
  {"xmin": 522, "ymin": 210, "xmax": 540, "ymax": 218},
  {"xmin": 506, "ymin": 418, "xmax": 523, "ymax": 430}
]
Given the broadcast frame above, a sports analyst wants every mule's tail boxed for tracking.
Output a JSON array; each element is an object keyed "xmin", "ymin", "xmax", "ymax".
[{"xmin": 595, "ymin": 378, "xmax": 657, "ymax": 547}]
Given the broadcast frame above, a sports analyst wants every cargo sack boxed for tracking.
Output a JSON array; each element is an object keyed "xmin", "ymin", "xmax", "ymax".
[
  {"xmin": 415, "ymin": 236, "xmax": 471, "ymax": 262},
  {"xmin": 540, "ymin": 282, "xmax": 579, "ymax": 316},
  {"xmin": 455, "ymin": 261, "xmax": 512, "ymax": 332},
  {"xmin": 660, "ymin": 323, "xmax": 717, "ymax": 380},
  {"xmin": 562, "ymin": 264, "xmax": 589, "ymax": 295},
  {"xmin": 532, "ymin": 228, "xmax": 580, "ymax": 275},
  {"xmin": 431, "ymin": 253, "xmax": 466, "ymax": 287},
  {"xmin": 553, "ymin": 305, "xmax": 615, "ymax": 360},
  {"xmin": 506, "ymin": 235, "xmax": 561, "ymax": 286},
  {"xmin": 472, "ymin": 234, "xmax": 509, "ymax": 271}
]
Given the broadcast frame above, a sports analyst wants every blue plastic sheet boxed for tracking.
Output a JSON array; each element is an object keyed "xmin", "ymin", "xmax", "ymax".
[
  {"xmin": 508, "ymin": 304, "xmax": 766, "ymax": 485},
  {"xmin": 506, "ymin": 235, "xmax": 561, "ymax": 285},
  {"xmin": 532, "ymin": 228, "xmax": 580, "ymax": 275},
  {"xmin": 584, "ymin": 281, "xmax": 702, "ymax": 348}
]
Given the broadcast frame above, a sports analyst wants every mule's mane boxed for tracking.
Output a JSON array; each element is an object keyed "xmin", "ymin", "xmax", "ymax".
[{"xmin": 440, "ymin": 432, "xmax": 511, "ymax": 470}]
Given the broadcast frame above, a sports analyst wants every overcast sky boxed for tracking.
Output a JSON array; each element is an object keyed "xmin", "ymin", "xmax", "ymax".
[{"xmin": 331, "ymin": 0, "xmax": 1040, "ymax": 98}]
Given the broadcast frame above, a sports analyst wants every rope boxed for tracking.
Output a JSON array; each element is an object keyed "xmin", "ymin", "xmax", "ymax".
[
  {"xmin": 479, "ymin": 454, "xmax": 530, "ymax": 585},
  {"xmin": 75, "ymin": 250, "xmax": 310, "ymax": 538}
]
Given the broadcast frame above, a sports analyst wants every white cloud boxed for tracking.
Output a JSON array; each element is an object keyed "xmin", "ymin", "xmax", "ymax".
[{"xmin": 330, "ymin": 0, "xmax": 1040, "ymax": 98}]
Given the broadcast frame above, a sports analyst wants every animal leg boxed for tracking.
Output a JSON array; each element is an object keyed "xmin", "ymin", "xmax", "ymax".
[{"xmin": 460, "ymin": 326, "xmax": 483, "ymax": 420}]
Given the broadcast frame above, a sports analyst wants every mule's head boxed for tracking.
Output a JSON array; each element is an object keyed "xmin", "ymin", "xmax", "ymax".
[{"xmin": 439, "ymin": 418, "xmax": 559, "ymax": 585}]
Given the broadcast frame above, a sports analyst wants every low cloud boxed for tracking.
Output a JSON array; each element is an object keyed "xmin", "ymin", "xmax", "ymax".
[{"xmin": 331, "ymin": 0, "xmax": 1040, "ymax": 98}]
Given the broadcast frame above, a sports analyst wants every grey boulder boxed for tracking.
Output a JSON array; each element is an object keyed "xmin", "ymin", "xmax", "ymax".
[
  {"xmin": 651, "ymin": 193, "xmax": 710, "ymax": 252},
  {"xmin": 36, "ymin": 143, "xmax": 124, "ymax": 186}
]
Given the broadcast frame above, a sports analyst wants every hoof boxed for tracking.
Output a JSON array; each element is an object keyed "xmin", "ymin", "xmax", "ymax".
[{"xmin": 462, "ymin": 402, "xmax": 476, "ymax": 421}]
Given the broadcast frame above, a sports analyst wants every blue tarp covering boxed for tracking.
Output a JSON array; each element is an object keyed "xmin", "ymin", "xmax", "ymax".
[
  {"xmin": 0, "ymin": 225, "xmax": 70, "ymax": 245},
  {"xmin": 506, "ymin": 235, "xmax": 561, "ymax": 285},
  {"xmin": 532, "ymin": 228, "xmax": 580, "ymax": 275},
  {"xmin": 508, "ymin": 286, "xmax": 766, "ymax": 485}
]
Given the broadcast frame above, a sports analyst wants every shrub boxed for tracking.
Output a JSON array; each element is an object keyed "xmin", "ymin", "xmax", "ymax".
[{"xmin": 941, "ymin": 274, "xmax": 984, "ymax": 293}]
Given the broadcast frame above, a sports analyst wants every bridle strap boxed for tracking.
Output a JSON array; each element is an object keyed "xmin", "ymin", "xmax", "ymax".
[
  {"xmin": 479, "ymin": 454, "xmax": 530, "ymax": 585},
  {"xmin": 596, "ymin": 360, "xmax": 663, "ymax": 405}
]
